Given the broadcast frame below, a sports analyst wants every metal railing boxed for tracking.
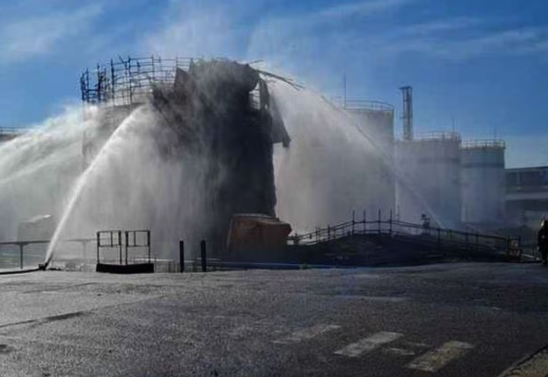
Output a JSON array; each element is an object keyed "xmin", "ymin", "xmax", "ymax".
[
  {"xmin": 461, "ymin": 139, "xmax": 505, "ymax": 149},
  {"xmin": 96, "ymin": 230, "xmax": 151, "ymax": 265},
  {"xmin": 0, "ymin": 238, "xmax": 95, "ymax": 271},
  {"xmin": 402, "ymin": 131, "xmax": 461, "ymax": 142},
  {"xmin": 289, "ymin": 211, "xmax": 520, "ymax": 258},
  {"xmin": 343, "ymin": 100, "xmax": 394, "ymax": 112}
]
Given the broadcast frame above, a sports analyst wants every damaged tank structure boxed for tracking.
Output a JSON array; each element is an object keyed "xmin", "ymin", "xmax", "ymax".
[{"xmin": 80, "ymin": 57, "xmax": 291, "ymax": 258}]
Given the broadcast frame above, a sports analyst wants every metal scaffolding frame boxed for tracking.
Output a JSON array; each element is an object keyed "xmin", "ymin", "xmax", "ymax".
[{"xmin": 80, "ymin": 56, "xmax": 198, "ymax": 107}]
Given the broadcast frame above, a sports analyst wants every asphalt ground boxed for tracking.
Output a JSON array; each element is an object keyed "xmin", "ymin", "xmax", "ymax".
[{"xmin": 0, "ymin": 262, "xmax": 548, "ymax": 376}]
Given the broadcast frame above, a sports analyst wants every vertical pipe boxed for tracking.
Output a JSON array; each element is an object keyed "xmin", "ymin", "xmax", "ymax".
[
  {"xmin": 147, "ymin": 231, "xmax": 151, "ymax": 263},
  {"xmin": 125, "ymin": 232, "xmax": 129, "ymax": 265},
  {"xmin": 200, "ymin": 240, "xmax": 207, "ymax": 272},
  {"xmin": 96, "ymin": 232, "xmax": 100, "ymax": 263},
  {"xmin": 119, "ymin": 231, "xmax": 122, "ymax": 265},
  {"xmin": 179, "ymin": 241, "xmax": 185, "ymax": 273},
  {"xmin": 110, "ymin": 59, "xmax": 115, "ymax": 103}
]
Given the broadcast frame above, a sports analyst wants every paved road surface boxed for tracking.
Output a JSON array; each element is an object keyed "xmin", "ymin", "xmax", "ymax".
[{"xmin": 0, "ymin": 263, "xmax": 547, "ymax": 376}]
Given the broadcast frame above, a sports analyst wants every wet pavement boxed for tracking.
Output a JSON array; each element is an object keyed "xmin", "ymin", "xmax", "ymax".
[{"xmin": 0, "ymin": 262, "xmax": 548, "ymax": 376}]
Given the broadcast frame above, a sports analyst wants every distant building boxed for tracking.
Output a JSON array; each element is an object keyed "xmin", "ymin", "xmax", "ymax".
[{"xmin": 506, "ymin": 166, "xmax": 548, "ymax": 228}]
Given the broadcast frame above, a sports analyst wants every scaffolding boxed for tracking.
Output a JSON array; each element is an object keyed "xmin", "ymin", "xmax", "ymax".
[
  {"xmin": 79, "ymin": 56, "xmax": 269, "ymax": 111},
  {"xmin": 80, "ymin": 56, "xmax": 201, "ymax": 107}
]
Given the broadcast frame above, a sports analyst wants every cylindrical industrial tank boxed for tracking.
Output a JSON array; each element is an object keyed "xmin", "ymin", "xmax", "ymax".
[
  {"xmin": 395, "ymin": 132, "xmax": 462, "ymax": 228},
  {"xmin": 346, "ymin": 100, "xmax": 395, "ymax": 217},
  {"xmin": 461, "ymin": 140, "xmax": 505, "ymax": 226}
]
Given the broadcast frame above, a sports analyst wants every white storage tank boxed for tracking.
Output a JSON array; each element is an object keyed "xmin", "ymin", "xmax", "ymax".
[
  {"xmin": 346, "ymin": 100, "xmax": 395, "ymax": 217},
  {"xmin": 395, "ymin": 132, "xmax": 462, "ymax": 228},
  {"xmin": 461, "ymin": 140, "xmax": 505, "ymax": 226}
]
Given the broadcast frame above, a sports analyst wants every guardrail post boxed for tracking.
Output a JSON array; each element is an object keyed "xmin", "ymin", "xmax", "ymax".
[
  {"xmin": 125, "ymin": 231, "xmax": 129, "ymax": 265},
  {"xmin": 179, "ymin": 240, "xmax": 185, "ymax": 273},
  {"xmin": 118, "ymin": 231, "xmax": 123, "ymax": 265},
  {"xmin": 465, "ymin": 233, "xmax": 469, "ymax": 250},
  {"xmin": 352, "ymin": 210, "xmax": 355, "ymax": 235},
  {"xmin": 389, "ymin": 209, "xmax": 393, "ymax": 236},
  {"xmin": 327, "ymin": 225, "xmax": 331, "ymax": 241},
  {"xmin": 200, "ymin": 240, "xmax": 207, "ymax": 272},
  {"xmin": 363, "ymin": 210, "xmax": 367, "ymax": 234},
  {"xmin": 378, "ymin": 209, "xmax": 381, "ymax": 234},
  {"xmin": 19, "ymin": 244, "xmax": 24, "ymax": 269},
  {"xmin": 96, "ymin": 232, "xmax": 100, "ymax": 263},
  {"xmin": 147, "ymin": 231, "xmax": 151, "ymax": 263}
]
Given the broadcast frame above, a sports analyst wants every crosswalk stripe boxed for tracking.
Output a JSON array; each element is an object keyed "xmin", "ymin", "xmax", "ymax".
[
  {"xmin": 334, "ymin": 331, "xmax": 403, "ymax": 357},
  {"xmin": 499, "ymin": 347, "xmax": 548, "ymax": 377},
  {"xmin": 274, "ymin": 324, "xmax": 341, "ymax": 344},
  {"xmin": 406, "ymin": 341, "xmax": 474, "ymax": 373}
]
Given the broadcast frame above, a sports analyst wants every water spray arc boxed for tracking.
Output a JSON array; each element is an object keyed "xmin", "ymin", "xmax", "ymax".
[{"xmin": 43, "ymin": 108, "xmax": 144, "ymax": 267}]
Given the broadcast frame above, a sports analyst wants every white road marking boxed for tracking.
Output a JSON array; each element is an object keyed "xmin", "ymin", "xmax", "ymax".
[
  {"xmin": 499, "ymin": 347, "xmax": 548, "ymax": 377},
  {"xmin": 406, "ymin": 341, "xmax": 474, "ymax": 373},
  {"xmin": 383, "ymin": 347, "xmax": 416, "ymax": 357},
  {"xmin": 401, "ymin": 340, "xmax": 431, "ymax": 349},
  {"xmin": 334, "ymin": 331, "xmax": 403, "ymax": 357},
  {"xmin": 274, "ymin": 324, "xmax": 341, "ymax": 344}
]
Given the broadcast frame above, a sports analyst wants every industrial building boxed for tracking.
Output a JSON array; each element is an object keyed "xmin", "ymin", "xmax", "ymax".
[
  {"xmin": 392, "ymin": 86, "xmax": 463, "ymax": 228},
  {"xmin": 506, "ymin": 166, "xmax": 548, "ymax": 228},
  {"xmin": 461, "ymin": 140, "xmax": 506, "ymax": 228},
  {"xmin": 345, "ymin": 100, "xmax": 395, "ymax": 217},
  {"xmin": 389, "ymin": 87, "xmax": 508, "ymax": 231},
  {"xmin": 395, "ymin": 132, "xmax": 462, "ymax": 228}
]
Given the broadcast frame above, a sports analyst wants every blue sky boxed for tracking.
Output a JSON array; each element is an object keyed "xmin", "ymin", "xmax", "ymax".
[{"xmin": 0, "ymin": 0, "xmax": 547, "ymax": 167}]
